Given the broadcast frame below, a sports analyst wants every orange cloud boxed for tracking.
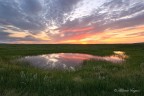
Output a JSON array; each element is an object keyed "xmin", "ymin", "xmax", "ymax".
[
  {"xmin": 8, "ymin": 25, "xmax": 144, "ymax": 44},
  {"xmin": 59, "ymin": 25, "xmax": 144, "ymax": 44}
]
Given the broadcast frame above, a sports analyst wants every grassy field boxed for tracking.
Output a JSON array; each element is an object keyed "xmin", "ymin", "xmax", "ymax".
[{"xmin": 0, "ymin": 44, "xmax": 144, "ymax": 96}]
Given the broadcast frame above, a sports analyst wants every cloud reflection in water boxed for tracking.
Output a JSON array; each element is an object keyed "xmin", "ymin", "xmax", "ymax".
[{"xmin": 19, "ymin": 51, "xmax": 128, "ymax": 70}]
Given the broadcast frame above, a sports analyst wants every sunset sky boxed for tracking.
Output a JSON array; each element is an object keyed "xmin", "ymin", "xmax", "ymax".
[{"xmin": 0, "ymin": 0, "xmax": 144, "ymax": 44}]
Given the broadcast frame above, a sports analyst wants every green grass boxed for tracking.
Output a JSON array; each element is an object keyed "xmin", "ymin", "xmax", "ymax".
[{"xmin": 0, "ymin": 44, "xmax": 144, "ymax": 96}]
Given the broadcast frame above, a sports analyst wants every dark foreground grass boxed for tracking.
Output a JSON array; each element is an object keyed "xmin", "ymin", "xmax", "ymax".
[{"xmin": 0, "ymin": 44, "xmax": 144, "ymax": 96}]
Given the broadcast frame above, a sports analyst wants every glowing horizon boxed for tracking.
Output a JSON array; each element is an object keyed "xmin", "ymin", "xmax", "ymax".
[{"xmin": 0, "ymin": 0, "xmax": 144, "ymax": 44}]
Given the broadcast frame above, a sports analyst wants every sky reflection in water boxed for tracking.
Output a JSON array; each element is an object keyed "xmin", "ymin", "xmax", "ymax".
[{"xmin": 19, "ymin": 51, "xmax": 128, "ymax": 70}]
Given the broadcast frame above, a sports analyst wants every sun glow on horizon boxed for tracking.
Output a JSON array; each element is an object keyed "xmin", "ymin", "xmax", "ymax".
[{"xmin": 0, "ymin": 0, "xmax": 144, "ymax": 44}]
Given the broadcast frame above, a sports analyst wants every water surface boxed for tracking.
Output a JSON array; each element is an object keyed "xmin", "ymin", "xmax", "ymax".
[{"xmin": 19, "ymin": 51, "xmax": 128, "ymax": 70}]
